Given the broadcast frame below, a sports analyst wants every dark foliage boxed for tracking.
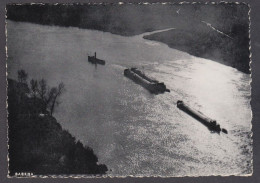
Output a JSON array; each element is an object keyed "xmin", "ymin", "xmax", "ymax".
[
  {"xmin": 6, "ymin": 4, "xmax": 175, "ymax": 36},
  {"xmin": 8, "ymin": 77, "xmax": 108, "ymax": 175}
]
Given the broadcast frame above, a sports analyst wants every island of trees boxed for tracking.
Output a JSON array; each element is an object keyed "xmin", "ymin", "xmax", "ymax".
[{"xmin": 8, "ymin": 70, "xmax": 108, "ymax": 175}]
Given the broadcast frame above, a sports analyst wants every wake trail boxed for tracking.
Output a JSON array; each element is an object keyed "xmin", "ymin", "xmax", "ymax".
[{"xmin": 201, "ymin": 21, "xmax": 233, "ymax": 39}]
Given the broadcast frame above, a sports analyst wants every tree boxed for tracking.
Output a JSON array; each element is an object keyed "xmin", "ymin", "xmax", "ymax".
[
  {"xmin": 17, "ymin": 69, "xmax": 28, "ymax": 83},
  {"xmin": 49, "ymin": 82, "xmax": 65, "ymax": 116},
  {"xmin": 37, "ymin": 79, "xmax": 65, "ymax": 115},
  {"xmin": 38, "ymin": 79, "xmax": 47, "ymax": 101},
  {"xmin": 30, "ymin": 79, "xmax": 38, "ymax": 98},
  {"xmin": 38, "ymin": 79, "xmax": 48, "ymax": 112}
]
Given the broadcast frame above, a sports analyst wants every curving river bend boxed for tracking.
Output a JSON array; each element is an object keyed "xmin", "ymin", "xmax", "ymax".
[{"xmin": 7, "ymin": 21, "xmax": 252, "ymax": 176}]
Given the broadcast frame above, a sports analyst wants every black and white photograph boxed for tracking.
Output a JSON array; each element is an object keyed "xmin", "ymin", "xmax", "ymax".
[{"xmin": 6, "ymin": 3, "xmax": 252, "ymax": 177}]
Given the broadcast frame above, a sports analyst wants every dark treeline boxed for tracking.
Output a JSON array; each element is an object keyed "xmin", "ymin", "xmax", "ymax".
[
  {"xmin": 6, "ymin": 4, "xmax": 250, "ymax": 73},
  {"xmin": 6, "ymin": 4, "xmax": 182, "ymax": 35},
  {"xmin": 8, "ymin": 70, "xmax": 107, "ymax": 175}
]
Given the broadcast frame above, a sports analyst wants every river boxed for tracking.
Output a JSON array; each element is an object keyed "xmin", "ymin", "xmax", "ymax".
[{"xmin": 7, "ymin": 21, "xmax": 252, "ymax": 176}]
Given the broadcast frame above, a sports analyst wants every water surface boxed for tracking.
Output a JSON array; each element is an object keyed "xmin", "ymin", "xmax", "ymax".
[{"xmin": 7, "ymin": 21, "xmax": 252, "ymax": 176}]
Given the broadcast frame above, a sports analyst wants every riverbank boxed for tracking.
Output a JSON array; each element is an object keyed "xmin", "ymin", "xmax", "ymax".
[
  {"xmin": 8, "ymin": 78, "xmax": 108, "ymax": 176},
  {"xmin": 143, "ymin": 21, "xmax": 250, "ymax": 74},
  {"xmin": 6, "ymin": 4, "xmax": 250, "ymax": 73}
]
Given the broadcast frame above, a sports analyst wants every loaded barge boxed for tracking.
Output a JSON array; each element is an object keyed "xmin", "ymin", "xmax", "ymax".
[
  {"xmin": 124, "ymin": 68, "xmax": 170, "ymax": 94},
  {"xmin": 177, "ymin": 100, "xmax": 228, "ymax": 134},
  {"xmin": 88, "ymin": 52, "xmax": 105, "ymax": 65}
]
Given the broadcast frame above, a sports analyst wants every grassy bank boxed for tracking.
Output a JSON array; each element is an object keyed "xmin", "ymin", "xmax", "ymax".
[
  {"xmin": 6, "ymin": 4, "xmax": 250, "ymax": 73},
  {"xmin": 8, "ymin": 78, "xmax": 108, "ymax": 176}
]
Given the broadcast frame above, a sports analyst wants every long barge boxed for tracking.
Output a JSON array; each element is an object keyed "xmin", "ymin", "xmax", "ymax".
[
  {"xmin": 124, "ymin": 68, "xmax": 170, "ymax": 94},
  {"xmin": 177, "ymin": 100, "xmax": 228, "ymax": 134},
  {"xmin": 88, "ymin": 52, "xmax": 105, "ymax": 65}
]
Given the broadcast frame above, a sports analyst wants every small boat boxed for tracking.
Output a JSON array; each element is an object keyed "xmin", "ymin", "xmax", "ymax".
[
  {"xmin": 124, "ymin": 68, "xmax": 170, "ymax": 94},
  {"xmin": 88, "ymin": 52, "xmax": 105, "ymax": 65},
  {"xmin": 177, "ymin": 100, "xmax": 228, "ymax": 134}
]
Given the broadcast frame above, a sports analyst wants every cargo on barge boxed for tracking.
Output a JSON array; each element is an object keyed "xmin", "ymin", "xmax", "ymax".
[
  {"xmin": 177, "ymin": 100, "xmax": 228, "ymax": 134},
  {"xmin": 124, "ymin": 68, "xmax": 170, "ymax": 94}
]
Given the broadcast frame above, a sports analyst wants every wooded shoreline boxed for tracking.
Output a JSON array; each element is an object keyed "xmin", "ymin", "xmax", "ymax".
[{"xmin": 8, "ymin": 72, "xmax": 108, "ymax": 175}]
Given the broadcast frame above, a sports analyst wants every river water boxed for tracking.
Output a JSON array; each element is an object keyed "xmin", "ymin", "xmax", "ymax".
[{"xmin": 7, "ymin": 21, "xmax": 252, "ymax": 176}]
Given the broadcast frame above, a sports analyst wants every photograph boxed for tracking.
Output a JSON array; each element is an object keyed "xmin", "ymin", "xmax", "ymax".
[{"xmin": 6, "ymin": 3, "xmax": 252, "ymax": 177}]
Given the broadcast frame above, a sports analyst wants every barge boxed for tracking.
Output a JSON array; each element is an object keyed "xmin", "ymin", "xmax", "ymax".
[
  {"xmin": 177, "ymin": 100, "xmax": 228, "ymax": 134},
  {"xmin": 88, "ymin": 52, "xmax": 105, "ymax": 65},
  {"xmin": 124, "ymin": 68, "xmax": 170, "ymax": 94}
]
